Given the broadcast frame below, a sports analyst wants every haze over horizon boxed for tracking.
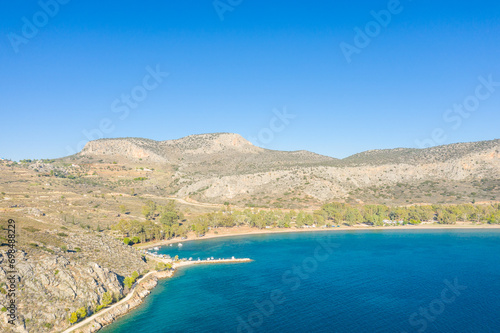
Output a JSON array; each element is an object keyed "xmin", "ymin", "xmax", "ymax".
[{"xmin": 1, "ymin": 0, "xmax": 500, "ymax": 161}]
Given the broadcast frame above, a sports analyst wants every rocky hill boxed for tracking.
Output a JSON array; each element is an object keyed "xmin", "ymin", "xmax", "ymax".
[
  {"xmin": 79, "ymin": 133, "xmax": 338, "ymax": 175},
  {"xmin": 341, "ymin": 139, "xmax": 500, "ymax": 166},
  {"xmin": 71, "ymin": 134, "xmax": 500, "ymax": 206},
  {"xmin": 0, "ymin": 220, "xmax": 149, "ymax": 333}
]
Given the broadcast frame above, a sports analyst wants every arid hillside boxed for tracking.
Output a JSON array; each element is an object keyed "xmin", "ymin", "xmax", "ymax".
[{"xmin": 70, "ymin": 133, "xmax": 500, "ymax": 207}]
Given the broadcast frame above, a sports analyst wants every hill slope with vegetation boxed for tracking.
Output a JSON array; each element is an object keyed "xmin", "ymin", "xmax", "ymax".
[{"xmin": 67, "ymin": 134, "xmax": 500, "ymax": 207}]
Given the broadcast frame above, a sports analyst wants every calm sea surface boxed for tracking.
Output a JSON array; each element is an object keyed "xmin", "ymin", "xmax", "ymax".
[{"xmin": 101, "ymin": 229, "xmax": 500, "ymax": 332}]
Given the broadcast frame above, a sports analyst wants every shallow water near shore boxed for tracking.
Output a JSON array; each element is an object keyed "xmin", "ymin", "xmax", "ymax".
[{"xmin": 101, "ymin": 229, "xmax": 500, "ymax": 332}]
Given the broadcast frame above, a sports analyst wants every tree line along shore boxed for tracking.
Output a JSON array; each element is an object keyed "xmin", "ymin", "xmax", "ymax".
[{"xmin": 111, "ymin": 201, "xmax": 500, "ymax": 245}]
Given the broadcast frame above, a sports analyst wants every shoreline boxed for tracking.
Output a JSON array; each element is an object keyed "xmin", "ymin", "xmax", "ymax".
[
  {"xmin": 68, "ymin": 223, "xmax": 499, "ymax": 332},
  {"xmin": 135, "ymin": 222, "xmax": 500, "ymax": 249},
  {"xmin": 61, "ymin": 270, "xmax": 165, "ymax": 333},
  {"xmin": 61, "ymin": 258, "xmax": 252, "ymax": 333}
]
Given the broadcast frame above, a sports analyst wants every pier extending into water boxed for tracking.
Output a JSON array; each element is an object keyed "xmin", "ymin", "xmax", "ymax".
[
  {"xmin": 147, "ymin": 254, "xmax": 253, "ymax": 267},
  {"xmin": 179, "ymin": 257, "xmax": 253, "ymax": 266}
]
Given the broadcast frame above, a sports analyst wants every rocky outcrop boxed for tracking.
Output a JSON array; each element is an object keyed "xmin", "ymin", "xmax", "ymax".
[
  {"xmin": 75, "ymin": 270, "xmax": 172, "ymax": 333},
  {"xmin": 0, "ymin": 233, "xmax": 148, "ymax": 333},
  {"xmin": 0, "ymin": 251, "xmax": 123, "ymax": 333},
  {"xmin": 80, "ymin": 138, "xmax": 166, "ymax": 163},
  {"xmin": 79, "ymin": 133, "xmax": 265, "ymax": 163}
]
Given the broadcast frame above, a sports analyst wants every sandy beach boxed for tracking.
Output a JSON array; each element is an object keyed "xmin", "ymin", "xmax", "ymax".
[{"xmin": 135, "ymin": 222, "xmax": 500, "ymax": 249}]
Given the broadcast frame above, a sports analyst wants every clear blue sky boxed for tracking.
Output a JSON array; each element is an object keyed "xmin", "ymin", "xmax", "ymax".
[{"xmin": 1, "ymin": 0, "xmax": 500, "ymax": 161}]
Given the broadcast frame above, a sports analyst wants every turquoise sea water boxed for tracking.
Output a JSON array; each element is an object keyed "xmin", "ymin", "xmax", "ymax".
[{"xmin": 102, "ymin": 230, "xmax": 500, "ymax": 332}]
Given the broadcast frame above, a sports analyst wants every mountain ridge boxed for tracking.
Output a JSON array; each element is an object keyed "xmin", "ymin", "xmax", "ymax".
[
  {"xmin": 78, "ymin": 133, "xmax": 500, "ymax": 166},
  {"xmin": 64, "ymin": 133, "xmax": 500, "ymax": 206}
]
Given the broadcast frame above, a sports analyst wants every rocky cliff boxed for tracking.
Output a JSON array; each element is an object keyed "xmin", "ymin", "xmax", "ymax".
[{"xmin": 0, "ymin": 232, "xmax": 149, "ymax": 333}]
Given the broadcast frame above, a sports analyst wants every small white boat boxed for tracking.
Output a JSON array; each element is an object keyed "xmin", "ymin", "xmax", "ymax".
[
  {"xmin": 178, "ymin": 243, "xmax": 183, "ymax": 247},
  {"xmin": 153, "ymin": 247, "xmax": 160, "ymax": 251}
]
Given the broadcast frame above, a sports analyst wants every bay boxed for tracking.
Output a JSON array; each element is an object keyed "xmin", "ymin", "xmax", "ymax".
[{"xmin": 102, "ymin": 229, "xmax": 500, "ymax": 332}]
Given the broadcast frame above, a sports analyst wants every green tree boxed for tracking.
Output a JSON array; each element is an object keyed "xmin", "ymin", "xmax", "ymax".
[
  {"xmin": 123, "ymin": 237, "xmax": 132, "ymax": 245},
  {"xmin": 304, "ymin": 213, "xmax": 314, "ymax": 226},
  {"xmin": 163, "ymin": 200, "xmax": 177, "ymax": 213},
  {"xmin": 156, "ymin": 262, "xmax": 172, "ymax": 271},
  {"xmin": 160, "ymin": 211, "xmax": 178, "ymax": 226},
  {"xmin": 296, "ymin": 211, "xmax": 306, "ymax": 227},
  {"xmin": 487, "ymin": 211, "xmax": 500, "ymax": 224},
  {"xmin": 102, "ymin": 292, "xmax": 113, "ymax": 307},
  {"xmin": 344, "ymin": 208, "xmax": 363, "ymax": 225},
  {"xmin": 124, "ymin": 277, "xmax": 134, "ymax": 289},
  {"xmin": 69, "ymin": 312, "xmax": 78, "ymax": 324},
  {"xmin": 192, "ymin": 217, "xmax": 209, "ymax": 236},
  {"xmin": 142, "ymin": 205, "xmax": 152, "ymax": 219},
  {"xmin": 146, "ymin": 200, "xmax": 157, "ymax": 212},
  {"xmin": 76, "ymin": 307, "xmax": 87, "ymax": 319}
]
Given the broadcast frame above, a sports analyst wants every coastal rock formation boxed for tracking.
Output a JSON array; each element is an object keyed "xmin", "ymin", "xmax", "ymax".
[
  {"xmin": 76, "ymin": 271, "xmax": 172, "ymax": 333},
  {"xmin": 0, "ymin": 233, "xmax": 148, "ymax": 333}
]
